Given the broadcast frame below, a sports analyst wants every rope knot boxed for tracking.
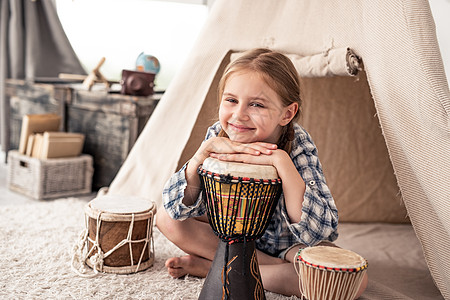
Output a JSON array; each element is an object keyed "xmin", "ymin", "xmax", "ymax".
[{"xmin": 90, "ymin": 252, "xmax": 104, "ymax": 269}]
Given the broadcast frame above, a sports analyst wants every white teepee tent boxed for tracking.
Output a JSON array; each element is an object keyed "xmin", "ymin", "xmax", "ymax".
[{"xmin": 107, "ymin": 1, "xmax": 450, "ymax": 298}]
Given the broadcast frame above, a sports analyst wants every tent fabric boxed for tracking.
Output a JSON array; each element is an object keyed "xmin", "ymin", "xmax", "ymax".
[
  {"xmin": 0, "ymin": 0, "xmax": 86, "ymax": 153},
  {"xmin": 108, "ymin": 0, "xmax": 449, "ymax": 298},
  {"xmin": 299, "ymin": 71, "xmax": 409, "ymax": 223},
  {"xmin": 232, "ymin": 47, "xmax": 361, "ymax": 77}
]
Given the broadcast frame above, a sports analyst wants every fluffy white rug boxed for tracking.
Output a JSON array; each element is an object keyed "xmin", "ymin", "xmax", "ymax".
[{"xmin": 0, "ymin": 198, "xmax": 297, "ymax": 299}]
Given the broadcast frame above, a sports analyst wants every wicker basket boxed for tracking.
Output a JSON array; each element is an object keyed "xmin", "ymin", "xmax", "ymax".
[{"xmin": 7, "ymin": 150, "xmax": 93, "ymax": 200}]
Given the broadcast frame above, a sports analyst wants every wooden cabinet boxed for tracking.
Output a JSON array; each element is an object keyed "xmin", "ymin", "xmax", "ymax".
[{"xmin": 5, "ymin": 79, "xmax": 161, "ymax": 190}]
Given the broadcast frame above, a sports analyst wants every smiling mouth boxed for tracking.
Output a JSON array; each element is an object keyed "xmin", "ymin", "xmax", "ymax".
[{"xmin": 229, "ymin": 123, "xmax": 255, "ymax": 132}]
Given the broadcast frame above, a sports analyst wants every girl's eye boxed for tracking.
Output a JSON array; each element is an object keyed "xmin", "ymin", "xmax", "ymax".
[
  {"xmin": 250, "ymin": 102, "xmax": 264, "ymax": 108},
  {"xmin": 225, "ymin": 97, "xmax": 237, "ymax": 103}
]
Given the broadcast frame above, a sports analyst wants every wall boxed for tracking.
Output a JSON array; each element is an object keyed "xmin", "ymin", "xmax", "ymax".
[{"xmin": 55, "ymin": 0, "xmax": 208, "ymax": 91}]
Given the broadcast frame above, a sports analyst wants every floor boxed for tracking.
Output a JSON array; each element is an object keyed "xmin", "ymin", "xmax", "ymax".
[{"xmin": 0, "ymin": 151, "xmax": 96, "ymax": 206}]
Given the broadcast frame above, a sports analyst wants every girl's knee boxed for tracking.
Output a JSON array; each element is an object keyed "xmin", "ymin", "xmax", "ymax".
[
  {"xmin": 155, "ymin": 209, "xmax": 178, "ymax": 237},
  {"xmin": 155, "ymin": 209, "xmax": 194, "ymax": 246}
]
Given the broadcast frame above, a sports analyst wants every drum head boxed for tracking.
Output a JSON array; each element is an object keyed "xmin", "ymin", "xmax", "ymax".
[
  {"xmin": 300, "ymin": 246, "xmax": 367, "ymax": 270},
  {"xmin": 89, "ymin": 195, "xmax": 154, "ymax": 214},
  {"xmin": 202, "ymin": 157, "xmax": 278, "ymax": 180}
]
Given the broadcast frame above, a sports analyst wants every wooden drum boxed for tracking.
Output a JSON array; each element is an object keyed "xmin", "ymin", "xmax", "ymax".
[
  {"xmin": 198, "ymin": 157, "xmax": 282, "ymax": 242},
  {"xmin": 84, "ymin": 195, "xmax": 156, "ymax": 274},
  {"xmin": 295, "ymin": 246, "xmax": 368, "ymax": 300},
  {"xmin": 198, "ymin": 158, "xmax": 282, "ymax": 300}
]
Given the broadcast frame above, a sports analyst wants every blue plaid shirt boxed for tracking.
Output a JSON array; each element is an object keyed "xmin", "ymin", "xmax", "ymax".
[{"xmin": 163, "ymin": 122, "xmax": 338, "ymax": 256}]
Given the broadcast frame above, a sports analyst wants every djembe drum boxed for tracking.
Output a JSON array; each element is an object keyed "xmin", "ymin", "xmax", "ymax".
[
  {"xmin": 295, "ymin": 246, "xmax": 368, "ymax": 300},
  {"xmin": 72, "ymin": 195, "xmax": 156, "ymax": 276},
  {"xmin": 197, "ymin": 158, "xmax": 282, "ymax": 300}
]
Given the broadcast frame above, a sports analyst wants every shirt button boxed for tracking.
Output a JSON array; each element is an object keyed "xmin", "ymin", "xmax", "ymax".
[{"xmin": 308, "ymin": 180, "xmax": 316, "ymax": 186}]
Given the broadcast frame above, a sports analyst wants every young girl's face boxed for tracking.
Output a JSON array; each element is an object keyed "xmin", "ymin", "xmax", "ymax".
[{"xmin": 219, "ymin": 70, "xmax": 295, "ymax": 144}]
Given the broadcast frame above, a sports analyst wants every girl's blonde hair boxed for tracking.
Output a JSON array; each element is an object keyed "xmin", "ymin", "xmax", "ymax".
[{"xmin": 217, "ymin": 48, "xmax": 302, "ymax": 153}]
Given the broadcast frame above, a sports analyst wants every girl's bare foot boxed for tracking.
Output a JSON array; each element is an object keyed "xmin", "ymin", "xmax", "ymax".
[{"xmin": 165, "ymin": 254, "xmax": 212, "ymax": 278}]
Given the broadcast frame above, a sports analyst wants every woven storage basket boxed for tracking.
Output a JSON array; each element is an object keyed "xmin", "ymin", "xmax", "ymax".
[{"xmin": 7, "ymin": 150, "xmax": 93, "ymax": 200}]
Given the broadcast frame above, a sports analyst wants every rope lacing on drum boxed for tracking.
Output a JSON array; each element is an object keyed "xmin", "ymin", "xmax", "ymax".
[
  {"xmin": 71, "ymin": 209, "xmax": 155, "ymax": 277},
  {"xmin": 294, "ymin": 248, "xmax": 368, "ymax": 300},
  {"xmin": 71, "ymin": 228, "xmax": 96, "ymax": 277},
  {"xmin": 71, "ymin": 212, "xmax": 104, "ymax": 278},
  {"xmin": 89, "ymin": 252, "xmax": 104, "ymax": 271},
  {"xmin": 198, "ymin": 164, "xmax": 283, "ymax": 299}
]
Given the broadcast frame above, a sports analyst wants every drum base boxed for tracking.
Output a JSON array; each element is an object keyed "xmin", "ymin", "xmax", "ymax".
[
  {"xmin": 199, "ymin": 240, "xmax": 266, "ymax": 300},
  {"xmin": 85, "ymin": 254, "xmax": 154, "ymax": 274}
]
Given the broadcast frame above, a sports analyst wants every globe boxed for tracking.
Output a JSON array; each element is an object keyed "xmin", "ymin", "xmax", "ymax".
[{"xmin": 135, "ymin": 52, "xmax": 161, "ymax": 75}]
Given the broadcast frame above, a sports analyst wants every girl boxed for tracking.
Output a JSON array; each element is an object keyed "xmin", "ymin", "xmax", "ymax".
[{"xmin": 156, "ymin": 48, "xmax": 368, "ymax": 298}]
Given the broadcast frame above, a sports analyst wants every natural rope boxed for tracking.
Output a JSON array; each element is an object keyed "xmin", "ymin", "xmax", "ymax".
[{"xmin": 71, "ymin": 210, "xmax": 154, "ymax": 277}]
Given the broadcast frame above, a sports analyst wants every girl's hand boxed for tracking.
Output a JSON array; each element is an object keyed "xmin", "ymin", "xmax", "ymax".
[
  {"xmin": 209, "ymin": 148, "xmax": 282, "ymax": 166},
  {"xmin": 192, "ymin": 137, "xmax": 277, "ymax": 167}
]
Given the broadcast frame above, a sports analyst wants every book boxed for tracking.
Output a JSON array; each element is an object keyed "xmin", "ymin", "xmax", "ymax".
[
  {"xmin": 18, "ymin": 114, "xmax": 61, "ymax": 154},
  {"xmin": 25, "ymin": 134, "xmax": 35, "ymax": 156},
  {"xmin": 39, "ymin": 132, "xmax": 85, "ymax": 159},
  {"xmin": 31, "ymin": 134, "xmax": 43, "ymax": 158}
]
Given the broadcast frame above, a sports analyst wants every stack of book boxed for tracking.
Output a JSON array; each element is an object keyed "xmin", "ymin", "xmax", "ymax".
[{"xmin": 19, "ymin": 114, "xmax": 85, "ymax": 159}]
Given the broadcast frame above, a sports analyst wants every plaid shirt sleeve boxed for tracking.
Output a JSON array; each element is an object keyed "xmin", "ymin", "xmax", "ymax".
[
  {"xmin": 162, "ymin": 122, "xmax": 221, "ymax": 220},
  {"xmin": 281, "ymin": 124, "xmax": 339, "ymax": 246}
]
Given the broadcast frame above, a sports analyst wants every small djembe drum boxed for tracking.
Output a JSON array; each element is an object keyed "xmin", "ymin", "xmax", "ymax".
[
  {"xmin": 72, "ymin": 195, "xmax": 156, "ymax": 276},
  {"xmin": 295, "ymin": 246, "xmax": 368, "ymax": 300},
  {"xmin": 197, "ymin": 158, "xmax": 282, "ymax": 300}
]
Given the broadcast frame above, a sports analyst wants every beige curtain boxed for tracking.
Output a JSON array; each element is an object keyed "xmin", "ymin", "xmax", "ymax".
[{"xmin": 0, "ymin": 0, "xmax": 85, "ymax": 153}]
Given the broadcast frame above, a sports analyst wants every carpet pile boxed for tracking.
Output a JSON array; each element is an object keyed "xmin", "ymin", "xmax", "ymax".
[{"xmin": 0, "ymin": 198, "xmax": 295, "ymax": 299}]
